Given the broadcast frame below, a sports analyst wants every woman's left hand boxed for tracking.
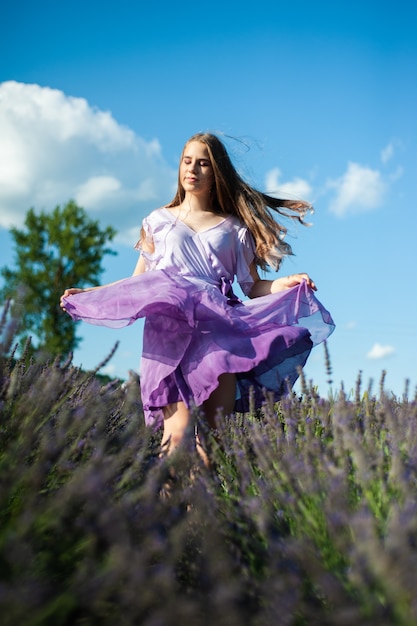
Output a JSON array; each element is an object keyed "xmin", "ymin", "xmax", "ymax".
[
  {"xmin": 283, "ymin": 273, "xmax": 317, "ymax": 291},
  {"xmin": 248, "ymin": 264, "xmax": 317, "ymax": 298}
]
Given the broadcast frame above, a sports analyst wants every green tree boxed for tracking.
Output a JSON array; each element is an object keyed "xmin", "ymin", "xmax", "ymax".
[{"xmin": 0, "ymin": 200, "xmax": 117, "ymax": 356}]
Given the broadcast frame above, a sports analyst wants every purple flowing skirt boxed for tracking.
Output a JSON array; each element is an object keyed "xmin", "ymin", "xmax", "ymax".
[{"xmin": 63, "ymin": 270, "xmax": 335, "ymax": 426}]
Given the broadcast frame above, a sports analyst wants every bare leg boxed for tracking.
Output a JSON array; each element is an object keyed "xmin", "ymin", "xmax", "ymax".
[
  {"xmin": 160, "ymin": 402, "xmax": 193, "ymax": 497},
  {"xmin": 161, "ymin": 401, "xmax": 192, "ymax": 454},
  {"xmin": 198, "ymin": 373, "xmax": 236, "ymax": 465},
  {"xmin": 202, "ymin": 372, "xmax": 236, "ymax": 427},
  {"xmin": 161, "ymin": 373, "xmax": 236, "ymax": 466}
]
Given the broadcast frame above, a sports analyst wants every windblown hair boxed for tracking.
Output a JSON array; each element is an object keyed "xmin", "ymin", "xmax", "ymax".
[{"xmin": 167, "ymin": 132, "xmax": 313, "ymax": 271}]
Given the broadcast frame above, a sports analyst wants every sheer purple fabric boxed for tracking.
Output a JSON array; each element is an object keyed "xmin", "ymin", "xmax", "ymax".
[{"xmin": 63, "ymin": 208, "xmax": 335, "ymax": 426}]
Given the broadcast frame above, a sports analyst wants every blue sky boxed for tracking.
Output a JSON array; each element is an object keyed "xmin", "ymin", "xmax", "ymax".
[{"xmin": 1, "ymin": 0, "xmax": 416, "ymax": 397}]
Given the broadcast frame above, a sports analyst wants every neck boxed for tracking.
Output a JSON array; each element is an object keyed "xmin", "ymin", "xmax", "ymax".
[{"xmin": 183, "ymin": 193, "xmax": 212, "ymax": 213}]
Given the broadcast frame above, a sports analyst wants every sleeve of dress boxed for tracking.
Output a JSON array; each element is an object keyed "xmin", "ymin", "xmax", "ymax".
[
  {"xmin": 236, "ymin": 226, "xmax": 256, "ymax": 296},
  {"xmin": 134, "ymin": 214, "xmax": 157, "ymax": 271}
]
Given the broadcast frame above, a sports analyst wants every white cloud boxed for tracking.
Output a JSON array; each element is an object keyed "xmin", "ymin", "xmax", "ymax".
[
  {"xmin": 389, "ymin": 165, "xmax": 404, "ymax": 182},
  {"xmin": 381, "ymin": 142, "xmax": 394, "ymax": 164},
  {"xmin": 76, "ymin": 176, "xmax": 121, "ymax": 208},
  {"xmin": 0, "ymin": 81, "xmax": 177, "ymax": 241},
  {"xmin": 327, "ymin": 162, "xmax": 386, "ymax": 218},
  {"xmin": 367, "ymin": 343, "xmax": 395, "ymax": 360},
  {"xmin": 345, "ymin": 320, "xmax": 357, "ymax": 330},
  {"xmin": 265, "ymin": 167, "xmax": 313, "ymax": 202},
  {"xmin": 101, "ymin": 363, "xmax": 117, "ymax": 376}
]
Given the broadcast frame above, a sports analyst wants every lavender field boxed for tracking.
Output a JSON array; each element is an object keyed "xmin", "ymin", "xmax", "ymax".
[{"xmin": 1, "ymin": 311, "xmax": 417, "ymax": 626}]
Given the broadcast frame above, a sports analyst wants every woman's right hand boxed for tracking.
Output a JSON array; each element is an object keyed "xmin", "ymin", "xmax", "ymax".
[{"xmin": 60, "ymin": 287, "xmax": 84, "ymax": 311}]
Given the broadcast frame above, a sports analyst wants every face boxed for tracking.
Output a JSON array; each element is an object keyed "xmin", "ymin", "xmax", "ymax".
[{"xmin": 179, "ymin": 141, "xmax": 214, "ymax": 197}]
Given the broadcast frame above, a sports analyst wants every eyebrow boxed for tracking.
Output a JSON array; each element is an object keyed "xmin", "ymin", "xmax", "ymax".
[{"xmin": 183, "ymin": 154, "xmax": 210, "ymax": 160}]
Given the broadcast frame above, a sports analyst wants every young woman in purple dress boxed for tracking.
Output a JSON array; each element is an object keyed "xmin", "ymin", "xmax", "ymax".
[{"xmin": 61, "ymin": 133, "xmax": 334, "ymax": 461}]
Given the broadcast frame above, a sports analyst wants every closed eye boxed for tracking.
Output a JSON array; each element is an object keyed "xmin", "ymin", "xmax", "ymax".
[{"xmin": 182, "ymin": 157, "xmax": 211, "ymax": 167}]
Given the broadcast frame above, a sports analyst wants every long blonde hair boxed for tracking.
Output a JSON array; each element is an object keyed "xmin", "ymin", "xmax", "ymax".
[{"xmin": 167, "ymin": 132, "xmax": 312, "ymax": 271}]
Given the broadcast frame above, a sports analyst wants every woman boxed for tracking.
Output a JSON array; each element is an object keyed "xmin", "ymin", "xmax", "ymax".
[{"xmin": 61, "ymin": 133, "xmax": 334, "ymax": 458}]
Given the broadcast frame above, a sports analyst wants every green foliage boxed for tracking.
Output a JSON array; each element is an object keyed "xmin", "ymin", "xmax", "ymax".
[
  {"xmin": 0, "ymin": 200, "xmax": 116, "ymax": 356},
  {"xmin": 1, "ymin": 307, "xmax": 417, "ymax": 625}
]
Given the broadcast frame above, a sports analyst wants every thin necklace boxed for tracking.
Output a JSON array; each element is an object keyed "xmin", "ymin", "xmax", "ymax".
[{"xmin": 177, "ymin": 198, "xmax": 192, "ymax": 224}]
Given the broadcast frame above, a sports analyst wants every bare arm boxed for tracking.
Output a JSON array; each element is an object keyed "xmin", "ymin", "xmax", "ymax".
[
  {"xmin": 132, "ymin": 254, "xmax": 147, "ymax": 276},
  {"xmin": 247, "ymin": 262, "xmax": 317, "ymax": 299},
  {"xmin": 60, "ymin": 236, "xmax": 154, "ymax": 309},
  {"xmin": 132, "ymin": 235, "xmax": 154, "ymax": 276}
]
